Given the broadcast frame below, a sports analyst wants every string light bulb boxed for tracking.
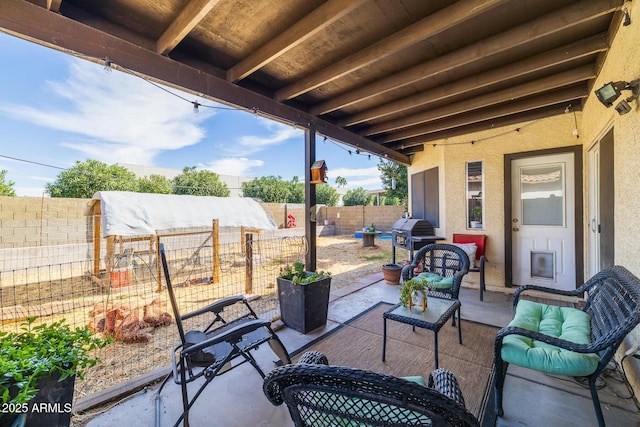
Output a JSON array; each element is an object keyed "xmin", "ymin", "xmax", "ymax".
[
  {"xmin": 103, "ymin": 57, "xmax": 113, "ymax": 73},
  {"xmin": 192, "ymin": 101, "xmax": 200, "ymax": 114}
]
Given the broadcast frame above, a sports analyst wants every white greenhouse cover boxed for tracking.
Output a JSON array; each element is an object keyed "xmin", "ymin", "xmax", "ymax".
[{"xmin": 91, "ymin": 191, "xmax": 277, "ymax": 237}]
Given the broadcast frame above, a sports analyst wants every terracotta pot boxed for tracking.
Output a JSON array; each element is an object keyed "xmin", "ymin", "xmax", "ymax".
[{"xmin": 381, "ymin": 264, "xmax": 402, "ymax": 285}]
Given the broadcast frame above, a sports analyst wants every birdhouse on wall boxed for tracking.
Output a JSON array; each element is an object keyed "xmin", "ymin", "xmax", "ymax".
[{"xmin": 310, "ymin": 160, "xmax": 328, "ymax": 184}]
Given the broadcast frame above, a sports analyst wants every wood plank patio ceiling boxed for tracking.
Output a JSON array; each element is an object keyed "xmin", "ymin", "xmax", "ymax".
[{"xmin": 0, "ymin": 0, "xmax": 627, "ymax": 165}]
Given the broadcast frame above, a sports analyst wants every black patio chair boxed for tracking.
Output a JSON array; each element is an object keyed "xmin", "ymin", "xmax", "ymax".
[
  {"xmin": 263, "ymin": 350, "xmax": 480, "ymax": 426},
  {"xmin": 402, "ymin": 243, "xmax": 471, "ymax": 301},
  {"xmin": 402, "ymin": 243, "xmax": 471, "ymax": 326},
  {"xmin": 494, "ymin": 265, "xmax": 640, "ymax": 427},
  {"xmin": 155, "ymin": 243, "xmax": 291, "ymax": 427}
]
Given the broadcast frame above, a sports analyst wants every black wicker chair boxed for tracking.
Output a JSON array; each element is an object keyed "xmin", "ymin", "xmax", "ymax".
[
  {"xmin": 402, "ymin": 243, "xmax": 470, "ymax": 326},
  {"xmin": 264, "ymin": 351, "xmax": 480, "ymax": 426},
  {"xmin": 494, "ymin": 266, "xmax": 640, "ymax": 427},
  {"xmin": 402, "ymin": 243, "xmax": 471, "ymax": 301},
  {"xmin": 155, "ymin": 243, "xmax": 291, "ymax": 427}
]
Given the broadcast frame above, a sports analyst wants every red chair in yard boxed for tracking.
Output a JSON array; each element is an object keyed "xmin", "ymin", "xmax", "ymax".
[{"xmin": 452, "ymin": 234, "xmax": 487, "ymax": 301}]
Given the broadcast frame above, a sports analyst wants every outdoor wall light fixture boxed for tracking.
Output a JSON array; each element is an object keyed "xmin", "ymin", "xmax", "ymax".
[{"xmin": 594, "ymin": 79, "xmax": 640, "ymax": 115}]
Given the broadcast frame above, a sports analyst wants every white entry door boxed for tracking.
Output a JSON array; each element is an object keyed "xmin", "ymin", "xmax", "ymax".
[{"xmin": 511, "ymin": 153, "xmax": 576, "ymax": 290}]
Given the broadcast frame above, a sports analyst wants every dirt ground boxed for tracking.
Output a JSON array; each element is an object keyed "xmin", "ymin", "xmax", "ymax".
[{"xmin": 314, "ymin": 234, "xmax": 398, "ymax": 290}]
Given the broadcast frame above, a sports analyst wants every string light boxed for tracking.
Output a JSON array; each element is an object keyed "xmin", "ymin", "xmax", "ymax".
[
  {"xmin": 426, "ymin": 120, "xmax": 540, "ymax": 148},
  {"xmin": 94, "ymin": 55, "xmax": 406, "ymax": 162},
  {"xmin": 103, "ymin": 57, "xmax": 113, "ymax": 73},
  {"xmin": 93, "ymin": 54, "xmax": 545, "ymax": 160}
]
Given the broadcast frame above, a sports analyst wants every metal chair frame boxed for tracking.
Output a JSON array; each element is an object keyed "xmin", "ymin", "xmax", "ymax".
[
  {"xmin": 494, "ymin": 266, "xmax": 640, "ymax": 427},
  {"xmin": 156, "ymin": 243, "xmax": 291, "ymax": 427}
]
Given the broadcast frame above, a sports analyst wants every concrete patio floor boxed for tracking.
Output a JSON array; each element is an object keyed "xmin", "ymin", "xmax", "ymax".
[{"xmin": 80, "ymin": 274, "xmax": 640, "ymax": 427}]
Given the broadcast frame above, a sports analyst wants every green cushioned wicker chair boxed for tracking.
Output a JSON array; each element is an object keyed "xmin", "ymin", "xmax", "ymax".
[
  {"xmin": 264, "ymin": 351, "xmax": 480, "ymax": 427},
  {"xmin": 402, "ymin": 243, "xmax": 470, "ymax": 327},
  {"xmin": 494, "ymin": 266, "xmax": 640, "ymax": 427}
]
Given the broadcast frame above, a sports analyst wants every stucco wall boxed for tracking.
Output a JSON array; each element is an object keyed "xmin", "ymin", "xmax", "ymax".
[
  {"xmin": 410, "ymin": 114, "xmax": 581, "ymax": 290},
  {"xmin": 409, "ymin": 5, "xmax": 640, "ymax": 287},
  {"xmin": 408, "ymin": 3, "xmax": 640, "ymax": 396},
  {"xmin": 580, "ymin": 15, "xmax": 640, "ymax": 278}
]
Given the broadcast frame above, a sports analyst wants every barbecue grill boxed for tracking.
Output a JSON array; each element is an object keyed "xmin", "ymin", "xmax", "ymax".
[{"xmin": 391, "ymin": 218, "xmax": 443, "ymax": 263}]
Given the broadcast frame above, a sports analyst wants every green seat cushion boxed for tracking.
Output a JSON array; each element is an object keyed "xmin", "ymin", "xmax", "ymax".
[
  {"xmin": 501, "ymin": 300, "xmax": 599, "ymax": 376},
  {"xmin": 402, "ymin": 375, "xmax": 427, "ymax": 387},
  {"xmin": 414, "ymin": 272, "xmax": 453, "ymax": 290}
]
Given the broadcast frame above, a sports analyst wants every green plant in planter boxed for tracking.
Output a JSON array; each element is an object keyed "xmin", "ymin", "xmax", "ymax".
[
  {"xmin": 471, "ymin": 205, "xmax": 482, "ymax": 221},
  {"xmin": 0, "ymin": 317, "xmax": 111, "ymax": 407},
  {"xmin": 399, "ymin": 278, "xmax": 429, "ymax": 307},
  {"xmin": 279, "ymin": 261, "xmax": 331, "ymax": 285}
]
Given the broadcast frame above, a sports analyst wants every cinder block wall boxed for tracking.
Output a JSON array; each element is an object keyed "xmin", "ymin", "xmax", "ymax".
[
  {"xmin": 319, "ymin": 206, "xmax": 405, "ymax": 235},
  {"xmin": 261, "ymin": 203, "xmax": 306, "ymax": 228},
  {"xmin": 0, "ymin": 198, "xmax": 406, "ymax": 249},
  {"xmin": 0, "ymin": 196, "xmax": 90, "ymax": 248}
]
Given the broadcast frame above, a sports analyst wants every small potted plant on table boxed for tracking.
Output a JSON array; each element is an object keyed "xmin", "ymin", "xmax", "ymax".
[
  {"xmin": 0, "ymin": 317, "xmax": 110, "ymax": 427},
  {"xmin": 277, "ymin": 262, "xmax": 332, "ymax": 334},
  {"xmin": 399, "ymin": 278, "xmax": 429, "ymax": 311}
]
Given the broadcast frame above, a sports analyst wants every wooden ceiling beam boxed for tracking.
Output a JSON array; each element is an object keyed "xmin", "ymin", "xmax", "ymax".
[
  {"xmin": 274, "ymin": 0, "xmax": 505, "ymax": 101},
  {"xmin": 398, "ymin": 145, "xmax": 424, "ymax": 155},
  {"xmin": 340, "ymin": 33, "xmax": 608, "ymax": 127},
  {"xmin": 379, "ymin": 85, "xmax": 588, "ymax": 143},
  {"xmin": 311, "ymin": 0, "xmax": 623, "ymax": 116},
  {"xmin": 386, "ymin": 104, "xmax": 579, "ymax": 149},
  {"xmin": 364, "ymin": 64, "xmax": 596, "ymax": 136},
  {"xmin": 156, "ymin": 0, "xmax": 222, "ymax": 55},
  {"xmin": 227, "ymin": 0, "xmax": 366, "ymax": 83},
  {"xmin": 0, "ymin": 0, "xmax": 410, "ymax": 166},
  {"xmin": 46, "ymin": 0, "xmax": 62, "ymax": 12}
]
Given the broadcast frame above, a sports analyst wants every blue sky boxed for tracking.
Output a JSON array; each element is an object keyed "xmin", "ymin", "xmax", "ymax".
[{"xmin": 0, "ymin": 32, "xmax": 384, "ymax": 197}]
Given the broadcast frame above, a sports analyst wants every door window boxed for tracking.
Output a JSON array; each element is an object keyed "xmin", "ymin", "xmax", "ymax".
[{"xmin": 520, "ymin": 163, "xmax": 564, "ymax": 226}]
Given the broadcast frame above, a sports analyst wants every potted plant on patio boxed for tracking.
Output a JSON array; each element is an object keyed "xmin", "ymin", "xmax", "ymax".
[
  {"xmin": 277, "ymin": 262, "xmax": 332, "ymax": 334},
  {"xmin": 0, "ymin": 317, "xmax": 110, "ymax": 426},
  {"xmin": 381, "ymin": 263, "xmax": 402, "ymax": 285}
]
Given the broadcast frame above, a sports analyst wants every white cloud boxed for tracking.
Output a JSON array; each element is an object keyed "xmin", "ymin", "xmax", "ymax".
[
  {"xmin": 325, "ymin": 166, "xmax": 381, "ymax": 189},
  {"xmin": 228, "ymin": 118, "xmax": 302, "ymax": 155},
  {"xmin": 0, "ymin": 59, "xmax": 211, "ymax": 165},
  {"xmin": 202, "ymin": 157, "xmax": 263, "ymax": 177},
  {"xmin": 347, "ymin": 177, "xmax": 383, "ymax": 189}
]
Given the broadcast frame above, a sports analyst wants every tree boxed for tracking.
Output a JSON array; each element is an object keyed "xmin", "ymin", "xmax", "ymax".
[
  {"xmin": 242, "ymin": 175, "xmax": 306, "ymax": 203},
  {"xmin": 316, "ymin": 184, "xmax": 339, "ymax": 206},
  {"xmin": 342, "ymin": 187, "xmax": 373, "ymax": 206},
  {"xmin": 172, "ymin": 166, "xmax": 230, "ymax": 197},
  {"xmin": 242, "ymin": 176, "xmax": 292, "ymax": 202},
  {"xmin": 137, "ymin": 174, "xmax": 173, "ymax": 194},
  {"xmin": 0, "ymin": 170, "xmax": 16, "ymax": 196},
  {"xmin": 46, "ymin": 160, "xmax": 138, "ymax": 198},
  {"xmin": 286, "ymin": 176, "xmax": 305, "ymax": 203},
  {"xmin": 335, "ymin": 176, "xmax": 347, "ymax": 188},
  {"xmin": 377, "ymin": 159, "xmax": 408, "ymax": 207}
]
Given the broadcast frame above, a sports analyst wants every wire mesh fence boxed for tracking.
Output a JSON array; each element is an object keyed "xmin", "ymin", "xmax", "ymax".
[{"xmin": 0, "ymin": 227, "xmax": 308, "ymax": 404}]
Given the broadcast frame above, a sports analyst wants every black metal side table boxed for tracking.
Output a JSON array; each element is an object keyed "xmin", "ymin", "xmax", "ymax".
[{"xmin": 382, "ymin": 297, "xmax": 462, "ymax": 369}]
